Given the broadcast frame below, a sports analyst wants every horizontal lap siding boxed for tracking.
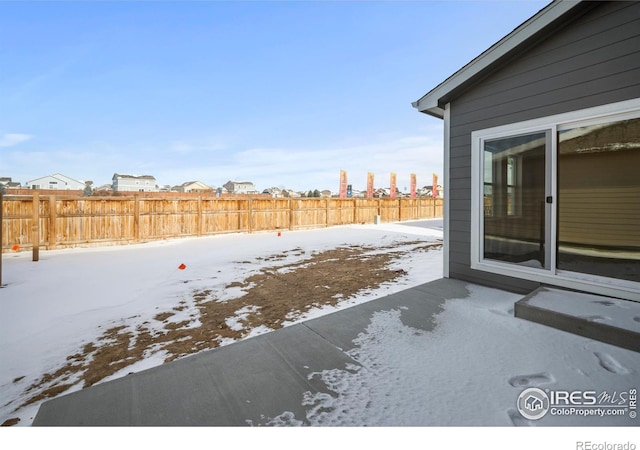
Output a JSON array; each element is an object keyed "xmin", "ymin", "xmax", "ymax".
[
  {"xmin": 447, "ymin": 2, "xmax": 640, "ymax": 293},
  {"xmin": 559, "ymin": 187, "xmax": 640, "ymax": 247}
]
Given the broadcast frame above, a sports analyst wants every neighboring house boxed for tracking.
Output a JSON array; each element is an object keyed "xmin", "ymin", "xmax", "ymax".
[
  {"xmin": 420, "ymin": 185, "xmax": 443, "ymax": 198},
  {"xmin": 413, "ymin": 0, "xmax": 640, "ymax": 301},
  {"xmin": 26, "ymin": 173, "xmax": 85, "ymax": 190},
  {"xmin": 320, "ymin": 190, "xmax": 333, "ymax": 198},
  {"xmin": 223, "ymin": 181, "xmax": 258, "ymax": 195},
  {"xmin": 174, "ymin": 181, "xmax": 213, "ymax": 193},
  {"xmin": 0, "ymin": 177, "xmax": 21, "ymax": 189},
  {"xmin": 112, "ymin": 174, "xmax": 158, "ymax": 192},
  {"xmin": 263, "ymin": 187, "xmax": 283, "ymax": 198},
  {"xmin": 283, "ymin": 189, "xmax": 301, "ymax": 198},
  {"xmin": 373, "ymin": 188, "xmax": 390, "ymax": 198}
]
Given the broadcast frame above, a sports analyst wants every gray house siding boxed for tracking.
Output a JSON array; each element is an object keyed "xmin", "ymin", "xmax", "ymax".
[{"xmin": 447, "ymin": 1, "xmax": 640, "ymax": 293}]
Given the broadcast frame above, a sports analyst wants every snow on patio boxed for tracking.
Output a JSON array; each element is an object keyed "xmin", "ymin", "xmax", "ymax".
[{"xmin": 262, "ymin": 283, "xmax": 639, "ymax": 426}]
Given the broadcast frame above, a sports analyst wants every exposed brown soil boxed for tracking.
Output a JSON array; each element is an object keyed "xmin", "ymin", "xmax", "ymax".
[
  {"xmin": 1, "ymin": 417, "xmax": 20, "ymax": 426},
  {"xmin": 15, "ymin": 240, "xmax": 441, "ymax": 413}
]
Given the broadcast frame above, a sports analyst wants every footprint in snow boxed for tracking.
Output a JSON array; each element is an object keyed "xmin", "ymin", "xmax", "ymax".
[
  {"xmin": 489, "ymin": 308, "xmax": 512, "ymax": 317},
  {"xmin": 592, "ymin": 300, "xmax": 616, "ymax": 306},
  {"xmin": 633, "ymin": 316, "xmax": 640, "ymax": 323},
  {"xmin": 593, "ymin": 352, "xmax": 630, "ymax": 375},
  {"xmin": 508, "ymin": 372, "xmax": 554, "ymax": 388}
]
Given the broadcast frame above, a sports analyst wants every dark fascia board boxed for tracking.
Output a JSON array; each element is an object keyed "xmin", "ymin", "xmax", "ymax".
[{"xmin": 412, "ymin": 0, "xmax": 585, "ymax": 119}]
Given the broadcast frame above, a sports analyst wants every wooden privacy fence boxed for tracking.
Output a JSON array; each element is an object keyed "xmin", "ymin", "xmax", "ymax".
[{"xmin": 1, "ymin": 195, "xmax": 443, "ymax": 252}]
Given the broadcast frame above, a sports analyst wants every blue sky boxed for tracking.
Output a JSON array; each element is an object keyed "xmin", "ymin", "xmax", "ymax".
[{"xmin": 1, "ymin": 0, "xmax": 549, "ymax": 192}]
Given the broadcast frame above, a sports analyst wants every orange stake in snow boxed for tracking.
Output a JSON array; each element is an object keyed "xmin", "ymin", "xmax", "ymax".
[
  {"xmin": 178, "ymin": 263, "xmax": 186, "ymax": 270},
  {"xmin": 11, "ymin": 245, "xmax": 20, "ymax": 252}
]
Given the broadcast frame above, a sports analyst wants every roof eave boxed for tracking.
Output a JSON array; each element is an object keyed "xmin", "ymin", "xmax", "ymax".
[
  {"xmin": 412, "ymin": 102, "xmax": 446, "ymax": 119},
  {"xmin": 412, "ymin": 0, "xmax": 584, "ymax": 119}
]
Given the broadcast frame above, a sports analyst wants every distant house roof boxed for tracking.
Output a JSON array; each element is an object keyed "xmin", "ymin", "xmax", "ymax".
[
  {"xmin": 27, "ymin": 173, "xmax": 85, "ymax": 186},
  {"xmin": 412, "ymin": 0, "xmax": 587, "ymax": 118},
  {"xmin": 113, "ymin": 173, "xmax": 156, "ymax": 180},
  {"xmin": 263, "ymin": 187, "xmax": 283, "ymax": 196},
  {"xmin": 176, "ymin": 181, "xmax": 213, "ymax": 191},
  {"xmin": 0, "ymin": 177, "xmax": 20, "ymax": 188},
  {"xmin": 224, "ymin": 180, "xmax": 257, "ymax": 193}
]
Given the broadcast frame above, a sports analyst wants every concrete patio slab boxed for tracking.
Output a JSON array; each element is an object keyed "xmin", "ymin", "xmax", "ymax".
[{"xmin": 33, "ymin": 278, "xmax": 461, "ymax": 426}]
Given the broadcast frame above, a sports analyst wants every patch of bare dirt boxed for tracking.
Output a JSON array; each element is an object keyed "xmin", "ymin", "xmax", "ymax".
[
  {"xmin": 14, "ymin": 240, "xmax": 441, "ymax": 413},
  {"xmin": 1, "ymin": 417, "xmax": 20, "ymax": 426}
]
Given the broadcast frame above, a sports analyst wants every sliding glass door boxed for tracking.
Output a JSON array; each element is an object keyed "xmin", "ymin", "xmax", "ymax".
[
  {"xmin": 478, "ymin": 116, "xmax": 639, "ymax": 283},
  {"xmin": 472, "ymin": 100, "xmax": 640, "ymax": 299},
  {"xmin": 483, "ymin": 131, "xmax": 551, "ymax": 270},
  {"xmin": 557, "ymin": 117, "xmax": 640, "ymax": 283}
]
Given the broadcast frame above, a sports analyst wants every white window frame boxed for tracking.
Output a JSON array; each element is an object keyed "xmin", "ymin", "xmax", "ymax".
[{"xmin": 471, "ymin": 98, "xmax": 640, "ymax": 301}]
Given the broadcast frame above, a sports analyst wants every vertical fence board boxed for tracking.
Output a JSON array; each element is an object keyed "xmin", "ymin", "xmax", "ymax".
[{"xmin": 32, "ymin": 192, "xmax": 40, "ymax": 261}]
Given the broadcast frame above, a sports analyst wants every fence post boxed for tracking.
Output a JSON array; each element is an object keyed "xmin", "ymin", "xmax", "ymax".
[
  {"xmin": 48, "ymin": 195, "xmax": 57, "ymax": 249},
  {"xmin": 197, "ymin": 196, "xmax": 203, "ymax": 236},
  {"xmin": 271, "ymin": 199, "xmax": 276, "ymax": 230},
  {"xmin": 248, "ymin": 197, "xmax": 253, "ymax": 233},
  {"xmin": 134, "ymin": 195, "xmax": 140, "ymax": 242},
  {"xmin": 325, "ymin": 198, "xmax": 329, "ymax": 227},
  {"xmin": 289, "ymin": 198, "xmax": 294, "ymax": 230},
  {"xmin": 235, "ymin": 199, "xmax": 240, "ymax": 231},
  {"xmin": 32, "ymin": 191, "xmax": 40, "ymax": 261},
  {"xmin": 353, "ymin": 198, "xmax": 357, "ymax": 224}
]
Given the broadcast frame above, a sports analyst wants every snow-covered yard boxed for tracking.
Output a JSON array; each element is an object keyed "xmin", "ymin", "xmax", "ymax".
[
  {"xmin": 1, "ymin": 220, "xmax": 443, "ymax": 427},
  {"xmin": 1, "ymin": 219, "xmax": 638, "ymax": 447}
]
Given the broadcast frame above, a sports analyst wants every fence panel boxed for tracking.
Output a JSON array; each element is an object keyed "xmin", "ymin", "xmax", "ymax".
[
  {"xmin": 1, "ymin": 194, "xmax": 442, "ymax": 252},
  {"xmin": 354, "ymin": 198, "xmax": 380, "ymax": 224},
  {"xmin": 204, "ymin": 198, "xmax": 250, "ymax": 234},
  {"xmin": 140, "ymin": 198, "xmax": 200, "ymax": 239},
  {"xmin": 2, "ymin": 196, "xmax": 36, "ymax": 248},
  {"xmin": 327, "ymin": 199, "xmax": 355, "ymax": 226},
  {"xmin": 201, "ymin": 198, "xmax": 234, "ymax": 235},
  {"xmin": 54, "ymin": 197, "xmax": 136, "ymax": 248},
  {"xmin": 380, "ymin": 199, "xmax": 400, "ymax": 222},
  {"xmin": 291, "ymin": 199, "xmax": 327, "ymax": 229},
  {"xmin": 250, "ymin": 198, "xmax": 282, "ymax": 232}
]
